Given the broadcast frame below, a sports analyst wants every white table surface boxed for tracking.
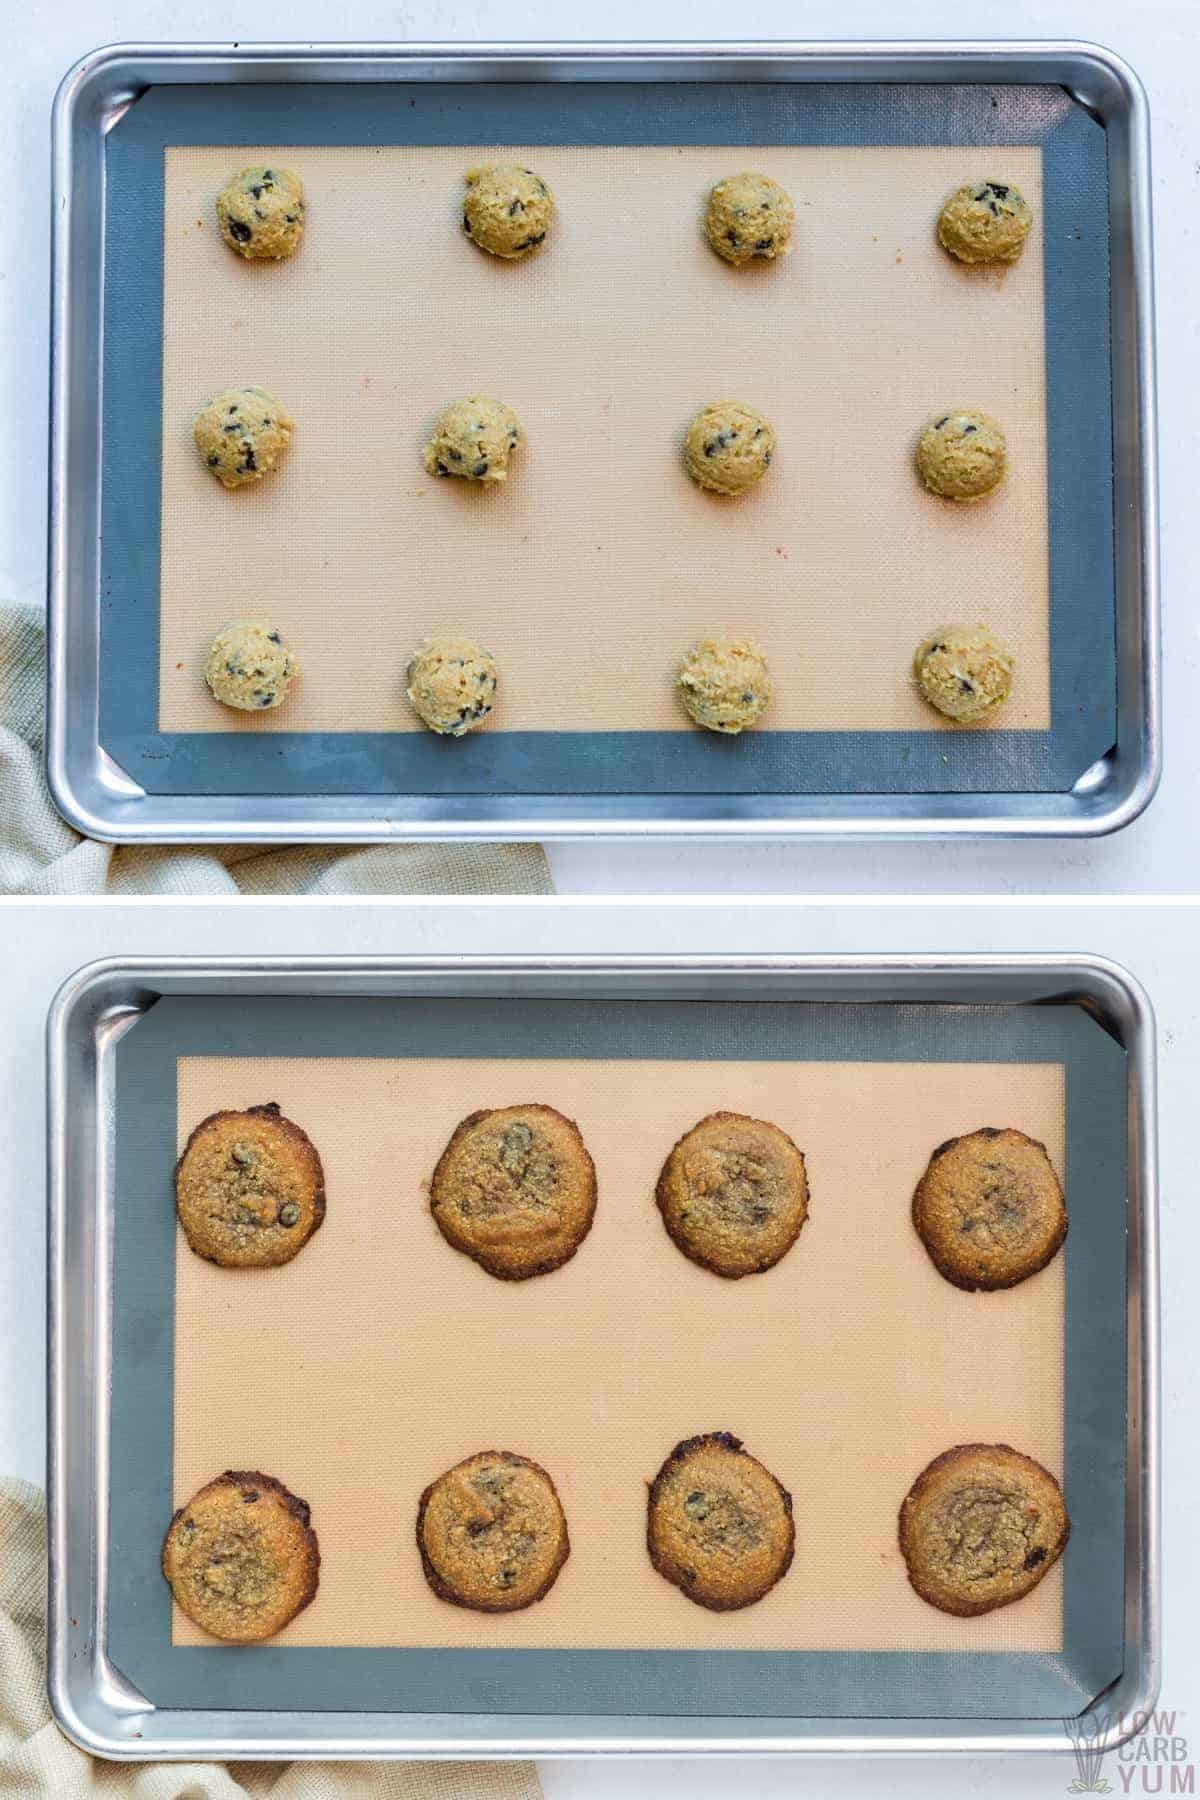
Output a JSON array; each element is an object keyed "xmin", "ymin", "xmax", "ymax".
[
  {"xmin": 0, "ymin": 896, "xmax": 1194, "ymax": 1793},
  {"xmin": 2, "ymin": 0, "xmax": 1198, "ymax": 891}
]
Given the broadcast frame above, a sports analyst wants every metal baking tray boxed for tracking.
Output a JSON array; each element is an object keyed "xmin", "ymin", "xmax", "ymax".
[
  {"xmin": 46, "ymin": 952, "xmax": 1159, "ymax": 1760},
  {"xmin": 46, "ymin": 41, "xmax": 1159, "ymax": 844}
]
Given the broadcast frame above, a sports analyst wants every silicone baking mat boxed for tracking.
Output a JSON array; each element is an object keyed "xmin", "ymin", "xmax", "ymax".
[
  {"xmin": 98, "ymin": 81, "xmax": 1114, "ymax": 797},
  {"xmin": 106, "ymin": 996, "xmax": 1126, "ymax": 1718}
]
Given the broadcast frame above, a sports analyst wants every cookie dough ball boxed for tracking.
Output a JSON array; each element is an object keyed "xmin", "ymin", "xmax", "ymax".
[
  {"xmin": 656, "ymin": 1111, "xmax": 809, "ymax": 1279},
  {"xmin": 161, "ymin": 1469, "xmax": 320, "ymax": 1642},
  {"xmin": 647, "ymin": 1433, "xmax": 795, "ymax": 1611},
  {"xmin": 430, "ymin": 1103, "xmax": 598, "ymax": 1281},
  {"xmin": 913, "ymin": 625, "xmax": 1014, "ymax": 724},
  {"xmin": 406, "ymin": 637, "xmax": 497, "ymax": 736},
  {"xmin": 899, "ymin": 1444, "xmax": 1069, "ymax": 1617},
  {"xmin": 462, "ymin": 164, "xmax": 553, "ymax": 259},
  {"xmin": 194, "ymin": 387, "xmax": 293, "ymax": 489},
  {"xmin": 204, "ymin": 621, "xmax": 296, "ymax": 713},
  {"xmin": 705, "ymin": 172, "xmax": 795, "ymax": 265},
  {"xmin": 916, "ymin": 410, "xmax": 1006, "ymax": 502},
  {"xmin": 424, "ymin": 397, "xmax": 522, "ymax": 485},
  {"xmin": 684, "ymin": 402, "xmax": 775, "ymax": 495},
  {"xmin": 938, "ymin": 181, "xmax": 1032, "ymax": 266},
  {"xmin": 216, "ymin": 165, "xmax": 305, "ymax": 261},
  {"xmin": 677, "ymin": 637, "xmax": 772, "ymax": 735},
  {"xmin": 174, "ymin": 1102, "xmax": 325, "ymax": 1267},
  {"xmin": 912, "ymin": 1126, "xmax": 1066, "ymax": 1290},
  {"xmin": 417, "ymin": 1450, "xmax": 570, "ymax": 1613}
]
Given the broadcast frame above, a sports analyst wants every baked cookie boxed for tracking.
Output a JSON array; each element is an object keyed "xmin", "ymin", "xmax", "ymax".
[
  {"xmin": 204, "ymin": 620, "xmax": 296, "ymax": 712},
  {"xmin": 406, "ymin": 637, "xmax": 497, "ymax": 735},
  {"xmin": 704, "ymin": 172, "xmax": 795, "ymax": 265},
  {"xmin": 916, "ymin": 410, "xmax": 1006, "ymax": 502},
  {"xmin": 912, "ymin": 1125, "xmax": 1066, "ymax": 1291},
  {"xmin": 216, "ymin": 165, "xmax": 305, "ymax": 260},
  {"xmin": 913, "ymin": 625, "xmax": 1014, "ymax": 724},
  {"xmin": 417, "ymin": 1449, "xmax": 569, "ymax": 1612},
  {"xmin": 899, "ymin": 1443, "xmax": 1069, "ymax": 1616},
  {"xmin": 647, "ymin": 1432, "xmax": 794, "ymax": 1611},
  {"xmin": 656, "ymin": 1111, "xmax": 808, "ymax": 1278},
  {"xmin": 684, "ymin": 401, "xmax": 775, "ymax": 495},
  {"xmin": 175, "ymin": 1102, "xmax": 325, "ymax": 1269},
  {"xmin": 676, "ymin": 638, "xmax": 772, "ymax": 735},
  {"xmin": 462, "ymin": 165, "xmax": 553, "ymax": 259},
  {"xmin": 429, "ymin": 1104, "xmax": 597, "ymax": 1280},
  {"xmin": 938, "ymin": 181, "xmax": 1032, "ymax": 266},
  {"xmin": 423, "ymin": 397, "xmax": 523, "ymax": 484},
  {"xmin": 161, "ymin": 1469, "xmax": 320, "ymax": 1642},
  {"xmin": 194, "ymin": 387, "xmax": 294, "ymax": 489}
]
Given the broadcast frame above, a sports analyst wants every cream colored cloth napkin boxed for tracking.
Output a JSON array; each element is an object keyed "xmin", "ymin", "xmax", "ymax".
[
  {"xmin": 0, "ymin": 1479, "xmax": 543, "ymax": 1799},
  {"xmin": 0, "ymin": 606, "xmax": 552, "ymax": 897}
]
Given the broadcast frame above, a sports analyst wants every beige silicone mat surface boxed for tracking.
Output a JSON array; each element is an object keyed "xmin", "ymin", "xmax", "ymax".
[
  {"xmin": 172, "ymin": 1052, "xmax": 1065, "ymax": 1652},
  {"xmin": 158, "ymin": 143, "xmax": 1048, "ymax": 736}
]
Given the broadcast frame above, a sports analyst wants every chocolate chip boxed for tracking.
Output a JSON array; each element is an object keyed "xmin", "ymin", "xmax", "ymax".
[
  {"xmin": 508, "ymin": 197, "xmax": 524, "ymax": 216},
  {"xmin": 962, "ymin": 423, "xmax": 978, "ymax": 435},
  {"xmin": 958, "ymin": 678, "xmax": 975, "ymax": 694},
  {"xmin": 206, "ymin": 454, "xmax": 219, "ymax": 466},
  {"xmin": 254, "ymin": 208, "xmax": 264, "ymax": 220},
  {"xmin": 267, "ymin": 631, "xmax": 281, "ymax": 643},
  {"xmin": 513, "ymin": 233, "xmax": 545, "ymax": 250},
  {"xmin": 741, "ymin": 692, "xmax": 754, "ymax": 704},
  {"xmin": 435, "ymin": 460, "xmax": 449, "ymax": 476},
  {"xmin": 241, "ymin": 1488, "xmax": 260, "ymax": 1503},
  {"xmin": 228, "ymin": 219, "xmax": 253, "ymax": 244},
  {"xmin": 284, "ymin": 214, "xmax": 297, "ymax": 223},
  {"xmin": 249, "ymin": 184, "xmax": 263, "ymax": 199},
  {"xmin": 255, "ymin": 691, "xmax": 272, "ymax": 705},
  {"xmin": 934, "ymin": 415, "xmax": 950, "ymax": 429},
  {"xmin": 754, "ymin": 237, "xmax": 772, "ymax": 250},
  {"xmin": 1023, "ymin": 1546, "xmax": 1047, "ymax": 1569},
  {"xmin": 462, "ymin": 212, "xmax": 473, "ymax": 235},
  {"xmin": 448, "ymin": 447, "xmax": 462, "ymax": 462},
  {"xmin": 278, "ymin": 1202, "xmax": 300, "ymax": 1226},
  {"xmin": 726, "ymin": 229, "xmax": 739, "ymax": 246},
  {"xmin": 240, "ymin": 447, "xmax": 257, "ymax": 473},
  {"xmin": 472, "ymin": 459, "xmax": 488, "ymax": 477},
  {"xmin": 228, "ymin": 403, "xmax": 239, "ymax": 414},
  {"xmin": 222, "ymin": 423, "xmax": 239, "ymax": 433},
  {"xmin": 987, "ymin": 182, "xmax": 1010, "ymax": 200}
]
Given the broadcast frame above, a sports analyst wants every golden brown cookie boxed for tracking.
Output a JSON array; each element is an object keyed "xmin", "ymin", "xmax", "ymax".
[
  {"xmin": 416, "ymin": 1450, "xmax": 570, "ymax": 1612},
  {"xmin": 912, "ymin": 1125, "xmax": 1066, "ymax": 1291},
  {"xmin": 655, "ymin": 1111, "xmax": 809, "ymax": 1279},
  {"xmin": 647, "ymin": 1432, "xmax": 794, "ymax": 1611},
  {"xmin": 161, "ymin": 1469, "xmax": 320, "ymax": 1642},
  {"xmin": 175, "ymin": 1102, "xmax": 325, "ymax": 1269},
  {"xmin": 429, "ymin": 1104, "xmax": 597, "ymax": 1280},
  {"xmin": 899, "ymin": 1443, "xmax": 1069, "ymax": 1617}
]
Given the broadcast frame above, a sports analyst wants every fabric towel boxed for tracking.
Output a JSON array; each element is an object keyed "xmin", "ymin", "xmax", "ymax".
[
  {"xmin": 0, "ymin": 605, "xmax": 552, "ymax": 897},
  {"xmin": 0, "ymin": 1478, "xmax": 543, "ymax": 1798}
]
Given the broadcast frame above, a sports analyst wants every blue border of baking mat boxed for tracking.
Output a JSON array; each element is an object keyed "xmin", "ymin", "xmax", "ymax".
[
  {"xmin": 107, "ymin": 997, "xmax": 1126, "ymax": 1718},
  {"xmin": 98, "ymin": 81, "xmax": 1114, "ymax": 797}
]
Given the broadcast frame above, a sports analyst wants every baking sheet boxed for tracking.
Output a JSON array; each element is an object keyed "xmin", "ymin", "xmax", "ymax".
[
  {"xmin": 105, "ymin": 997, "xmax": 1127, "ymax": 1719},
  {"xmin": 96, "ymin": 81, "xmax": 1115, "ymax": 797}
]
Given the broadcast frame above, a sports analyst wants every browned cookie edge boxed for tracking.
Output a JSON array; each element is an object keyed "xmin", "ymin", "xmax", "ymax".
[
  {"xmin": 415, "ymin": 1449, "xmax": 571, "ymax": 1613},
  {"xmin": 646, "ymin": 1430, "xmax": 796, "ymax": 1612},
  {"xmin": 654, "ymin": 1110, "xmax": 809, "ymax": 1280},
  {"xmin": 429, "ymin": 1103, "xmax": 597, "ymax": 1281},
  {"xmin": 174, "ymin": 1101, "xmax": 326, "ymax": 1267},
  {"xmin": 161, "ymin": 1467, "xmax": 321, "ymax": 1642},
  {"xmin": 897, "ymin": 1442, "xmax": 1070, "ymax": 1617},
  {"xmin": 911, "ymin": 1125, "xmax": 1067, "ymax": 1292}
]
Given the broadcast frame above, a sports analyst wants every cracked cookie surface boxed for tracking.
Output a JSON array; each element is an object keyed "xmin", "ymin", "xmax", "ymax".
[
  {"xmin": 462, "ymin": 164, "xmax": 553, "ymax": 259},
  {"xmin": 194, "ymin": 386, "xmax": 294, "ymax": 489},
  {"xmin": 175, "ymin": 1102, "xmax": 325, "ymax": 1268},
  {"xmin": 216, "ymin": 165, "xmax": 305, "ymax": 261},
  {"xmin": 937, "ymin": 180, "xmax": 1032, "ymax": 265},
  {"xmin": 704, "ymin": 171, "xmax": 795, "ymax": 266},
  {"xmin": 683, "ymin": 401, "xmax": 775, "ymax": 495},
  {"xmin": 429, "ymin": 1103, "xmax": 597, "ymax": 1280},
  {"xmin": 899, "ymin": 1443, "xmax": 1068, "ymax": 1616},
  {"xmin": 656, "ymin": 1111, "xmax": 808, "ymax": 1277},
  {"xmin": 912, "ymin": 1125, "xmax": 1066, "ymax": 1291},
  {"xmin": 161, "ymin": 1468, "xmax": 320, "ymax": 1641},
  {"xmin": 417, "ymin": 1449, "xmax": 570, "ymax": 1612},
  {"xmin": 647, "ymin": 1432, "xmax": 794, "ymax": 1610}
]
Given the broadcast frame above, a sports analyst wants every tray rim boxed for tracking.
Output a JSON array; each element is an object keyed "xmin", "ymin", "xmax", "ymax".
[
  {"xmin": 46, "ymin": 39, "xmax": 1161, "ymax": 843},
  {"xmin": 46, "ymin": 950, "xmax": 1160, "ymax": 1760}
]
